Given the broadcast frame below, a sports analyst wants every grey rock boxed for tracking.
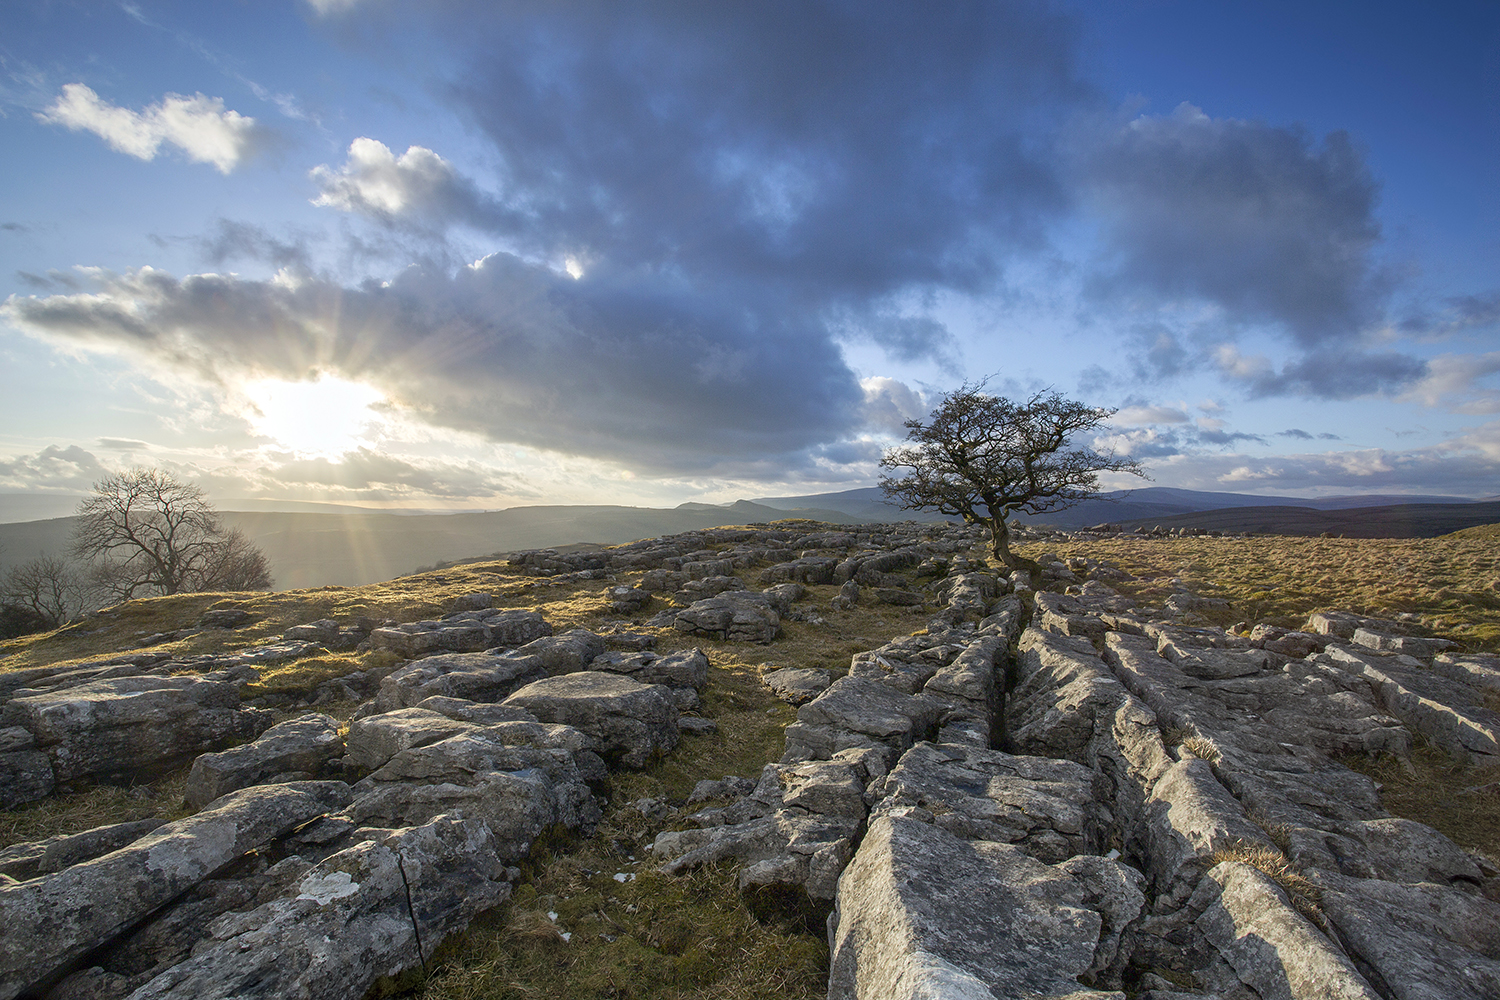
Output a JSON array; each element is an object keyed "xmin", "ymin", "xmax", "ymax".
[
  {"xmin": 185, "ymin": 713, "xmax": 345, "ymax": 809},
  {"xmin": 344, "ymin": 708, "xmax": 474, "ymax": 771},
  {"xmin": 504, "ymin": 672, "xmax": 679, "ymax": 768},
  {"xmin": 7, "ymin": 675, "xmax": 273, "ymax": 783},
  {"xmin": 605, "ymin": 585, "xmax": 652, "ymax": 613},
  {"xmin": 0, "ymin": 782, "xmax": 350, "ymax": 1000},
  {"xmin": 828, "ymin": 816, "xmax": 1111, "ymax": 1000},
  {"xmin": 513, "ymin": 628, "xmax": 608, "ymax": 675},
  {"xmin": 760, "ymin": 582, "xmax": 807, "ymax": 614},
  {"xmin": 796, "ymin": 676, "xmax": 943, "ymax": 753},
  {"xmin": 673, "ymin": 592, "xmax": 781, "ymax": 644},
  {"xmin": 480, "ymin": 609, "xmax": 554, "ymax": 647},
  {"xmin": 1314, "ymin": 869, "xmax": 1500, "ymax": 1000},
  {"xmin": 411, "ymin": 696, "xmax": 538, "ymax": 725},
  {"xmin": 1351, "ymin": 627, "xmax": 1455, "ymax": 662},
  {"xmin": 0, "ymin": 817, "xmax": 166, "ymax": 883},
  {"xmin": 451, "ymin": 592, "xmax": 494, "ymax": 612},
  {"xmin": 590, "ymin": 648, "xmax": 710, "ymax": 689},
  {"xmin": 760, "ymin": 666, "xmax": 831, "ymax": 705},
  {"xmin": 124, "ymin": 816, "xmax": 510, "ymax": 1000},
  {"xmin": 1195, "ymin": 861, "xmax": 1382, "ymax": 1000},
  {"xmin": 373, "ymin": 651, "xmax": 547, "ymax": 713},
  {"xmin": 0, "ymin": 743, "xmax": 54, "ymax": 809}
]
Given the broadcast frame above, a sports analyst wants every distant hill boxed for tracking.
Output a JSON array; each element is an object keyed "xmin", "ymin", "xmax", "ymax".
[
  {"xmin": 0, "ymin": 500, "xmax": 867, "ymax": 590},
  {"xmin": 1112, "ymin": 501, "xmax": 1500, "ymax": 539}
]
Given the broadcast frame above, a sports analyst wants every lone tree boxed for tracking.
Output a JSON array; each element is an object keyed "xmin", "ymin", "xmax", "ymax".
[
  {"xmin": 879, "ymin": 383, "xmax": 1147, "ymax": 571},
  {"xmin": 73, "ymin": 468, "xmax": 273, "ymax": 599}
]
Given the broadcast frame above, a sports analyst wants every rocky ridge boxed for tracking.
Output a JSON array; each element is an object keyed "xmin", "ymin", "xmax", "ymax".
[{"xmin": 0, "ymin": 518, "xmax": 1494, "ymax": 999}]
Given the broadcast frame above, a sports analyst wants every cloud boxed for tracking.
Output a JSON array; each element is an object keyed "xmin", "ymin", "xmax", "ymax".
[
  {"xmin": 1397, "ymin": 291, "xmax": 1500, "ymax": 340},
  {"xmin": 321, "ymin": 2, "xmax": 1086, "ymax": 332},
  {"xmin": 1147, "ymin": 422, "xmax": 1500, "ymax": 497},
  {"xmin": 97, "ymin": 438, "xmax": 150, "ymax": 450},
  {"xmin": 2, "ymin": 260, "xmax": 868, "ymax": 475},
  {"xmin": 189, "ymin": 219, "xmax": 318, "ymax": 271},
  {"xmin": 311, "ymin": 139, "xmax": 515, "ymax": 232},
  {"xmin": 0, "ymin": 445, "xmax": 112, "ymax": 492},
  {"xmin": 38, "ymin": 84, "xmax": 264, "ymax": 173},
  {"xmin": 860, "ymin": 377, "xmax": 927, "ymax": 434},
  {"xmin": 1398, "ymin": 351, "xmax": 1500, "ymax": 414},
  {"xmin": 1113, "ymin": 405, "xmax": 1189, "ymax": 426},
  {"xmin": 1278, "ymin": 428, "xmax": 1341, "ymax": 441},
  {"xmin": 251, "ymin": 448, "xmax": 512, "ymax": 498},
  {"xmin": 1215, "ymin": 344, "xmax": 1427, "ymax": 399},
  {"xmin": 1086, "ymin": 102, "xmax": 1385, "ymax": 344}
]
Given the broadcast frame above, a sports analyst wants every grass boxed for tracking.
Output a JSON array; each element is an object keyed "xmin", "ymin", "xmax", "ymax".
[{"xmin": 1015, "ymin": 532, "xmax": 1500, "ymax": 653}]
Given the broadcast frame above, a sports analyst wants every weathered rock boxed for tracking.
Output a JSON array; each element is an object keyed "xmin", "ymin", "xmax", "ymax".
[
  {"xmin": 5, "ymin": 675, "xmax": 273, "ymax": 783},
  {"xmin": 672, "ymin": 592, "xmax": 780, "ymax": 643},
  {"xmin": 344, "ymin": 708, "xmax": 474, "ymax": 771},
  {"xmin": 185, "ymin": 713, "xmax": 345, "ymax": 809},
  {"xmin": 503, "ymin": 672, "xmax": 679, "ymax": 768},
  {"xmin": 605, "ymin": 585, "xmax": 652, "ymax": 613},
  {"xmin": 124, "ymin": 816, "xmax": 510, "ymax": 1000},
  {"xmin": 481, "ymin": 609, "xmax": 554, "ymax": 646},
  {"xmin": 350, "ymin": 731, "xmax": 602, "ymax": 855},
  {"xmin": 792, "ymin": 676, "xmax": 943, "ymax": 761},
  {"xmin": 760, "ymin": 581, "xmax": 808, "ymax": 614},
  {"xmin": 1313, "ymin": 869, "xmax": 1500, "ymax": 1000},
  {"xmin": 411, "ymin": 696, "xmax": 538, "ymax": 726},
  {"xmin": 589, "ymin": 648, "xmax": 710, "ymax": 689},
  {"xmin": 1351, "ymin": 627, "xmax": 1455, "ymax": 662},
  {"xmin": 871, "ymin": 742, "xmax": 1107, "ymax": 863},
  {"xmin": 1196, "ymin": 861, "xmax": 1382, "ymax": 1000},
  {"xmin": 872, "ymin": 587, "xmax": 925, "ymax": 607},
  {"xmin": 760, "ymin": 666, "xmax": 831, "ymax": 705},
  {"xmin": 367, "ymin": 623, "xmax": 488, "ymax": 657},
  {"xmin": 0, "ymin": 725, "xmax": 54, "ymax": 809},
  {"xmin": 0, "ymin": 782, "xmax": 351, "ymax": 1000},
  {"xmin": 0, "ymin": 817, "xmax": 166, "ymax": 883},
  {"xmin": 828, "ymin": 816, "xmax": 1114, "ymax": 1000},
  {"xmin": 372, "ymin": 651, "xmax": 547, "ymax": 713}
]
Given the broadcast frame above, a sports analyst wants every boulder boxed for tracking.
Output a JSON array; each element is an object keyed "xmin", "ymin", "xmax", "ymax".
[
  {"xmin": 185, "ymin": 713, "xmax": 345, "ymax": 809},
  {"xmin": 828, "ymin": 816, "xmax": 1112, "ymax": 1000},
  {"xmin": 0, "ymin": 817, "xmax": 166, "ymax": 883},
  {"xmin": 503, "ymin": 672, "xmax": 679, "ymax": 768},
  {"xmin": 513, "ymin": 629, "xmax": 607, "ymax": 675},
  {"xmin": 5, "ymin": 675, "xmax": 273, "ymax": 783},
  {"xmin": 589, "ymin": 648, "xmax": 710, "ymax": 689},
  {"xmin": 372, "ymin": 651, "xmax": 547, "ymax": 712},
  {"xmin": 0, "ymin": 782, "xmax": 351, "ymax": 1000},
  {"xmin": 760, "ymin": 666, "xmax": 831, "ymax": 705},
  {"xmin": 0, "ymin": 726, "xmax": 54, "ymax": 809},
  {"xmin": 673, "ymin": 592, "xmax": 781, "ymax": 644},
  {"xmin": 344, "ymin": 708, "xmax": 474, "ymax": 771},
  {"xmin": 124, "ymin": 816, "xmax": 511, "ymax": 1000}
]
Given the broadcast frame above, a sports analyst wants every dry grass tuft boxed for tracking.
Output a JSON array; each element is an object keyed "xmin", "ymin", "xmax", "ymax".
[
  {"xmin": 1210, "ymin": 841, "xmax": 1324, "ymax": 923},
  {"xmin": 0, "ymin": 768, "xmax": 192, "ymax": 850}
]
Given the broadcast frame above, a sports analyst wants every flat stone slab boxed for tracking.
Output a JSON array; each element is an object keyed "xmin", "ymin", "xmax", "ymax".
[
  {"xmin": 185, "ymin": 713, "xmax": 344, "ymax": 809},
  {"xmin": 760, "ymin": 666, "xmax": 831, "ymax": 705},
  {"xmin": 503, "ymin": 672, "xmax": 678, "ymax": 769},
  {"xmin": 672, "ymin": 592, "xmax": 780, "ymax": 644},
  {"xmin": 345, "ymin": 708, "xmax": 474, "ymax": 771}
]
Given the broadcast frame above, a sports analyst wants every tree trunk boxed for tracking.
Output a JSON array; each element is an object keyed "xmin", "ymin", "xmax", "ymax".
[{"xmin": 985, "ymin": 514, "xmax": 1037, "ymax": 573}]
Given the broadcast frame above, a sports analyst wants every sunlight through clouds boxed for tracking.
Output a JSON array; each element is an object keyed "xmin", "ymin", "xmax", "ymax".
[{"xmin": 242, "ymin": 374, "xmax": 386, "ymax": 458}]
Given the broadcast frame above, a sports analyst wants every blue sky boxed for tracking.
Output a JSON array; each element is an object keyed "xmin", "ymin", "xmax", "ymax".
[{"xmin": 1, "ymin": 0, "xmax": 1496, "ymax": 508}]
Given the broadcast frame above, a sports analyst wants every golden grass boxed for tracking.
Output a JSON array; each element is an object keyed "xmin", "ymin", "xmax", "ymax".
[
  {"xmin": 1016, "ymin": 533, "xmax": 1500, "ymax": 653},
  {"xmin": 0, "ymin": 767, "xmax": 193, "ymax": 850}
]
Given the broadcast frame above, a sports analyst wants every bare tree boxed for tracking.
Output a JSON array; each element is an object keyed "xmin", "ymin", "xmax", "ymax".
[
  {"xmin": 1, "ymin": 554, "xmax": 89, "ymax": 630},
  {"xmin": 880, "ymin": 383, "xmax": 1147, "ymax": 571},
  {"xmin": 72, "ymin": 468, "xmax": 273, "ymax": 598}
]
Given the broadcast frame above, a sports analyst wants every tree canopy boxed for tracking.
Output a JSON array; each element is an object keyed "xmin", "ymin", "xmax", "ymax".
[
  {"xmin": 72, "ymin": 468, "xmax": 272, "ymax": 599},
  {"xmin": 879, "ymin": 384, "xmax": 1147, "ymax": 570}
]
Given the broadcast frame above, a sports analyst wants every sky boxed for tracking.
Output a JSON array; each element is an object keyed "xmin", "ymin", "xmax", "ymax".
[{"xmin": 1, "ymin": 0, "xmax": 1497, "ymax": 510}]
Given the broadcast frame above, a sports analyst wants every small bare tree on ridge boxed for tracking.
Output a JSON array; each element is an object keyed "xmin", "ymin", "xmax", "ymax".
[
  {"xmin": 879, "ymin": 382, "xmax": 1147, "ymax": 571},
  {"xmin": 73, "ymin": 468, "xmax": 272, "ymax": 599}
]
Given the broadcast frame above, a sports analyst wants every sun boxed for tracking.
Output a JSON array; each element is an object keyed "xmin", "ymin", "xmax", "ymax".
[{"xmin": 244, "ymin": 374, "xmax": 386, "ymax": 457}]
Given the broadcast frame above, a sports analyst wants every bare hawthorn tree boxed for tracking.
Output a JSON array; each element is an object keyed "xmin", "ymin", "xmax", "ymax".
[
  {"xmin": 0, "ymin": 554, "xmax": 90, "ymax": 631},
  {"xmin": 72, "ymin": 469, "xmax": 273, "ymax": 599},
  {"xmin": 879, "ymin": 383, "xmax": 1147, "ymax": 571}
]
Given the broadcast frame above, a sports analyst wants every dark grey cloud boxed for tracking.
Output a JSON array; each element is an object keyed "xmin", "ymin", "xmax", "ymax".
[
  {"xmin": 2, "ymin": 258, "xmax": 865, "ymax": 474},
  {"xmin": 1398, "ymin": 290, "xmax": 1500, "ymax": 339},
  {"xmin": 1196, "ymin": 427, "xmax": 1266, "ymax": 447},
  {"xmin": 316, "ymin": 1, "xmax": 1087, "ymax": 339},
  {"xmin": 1233, "ymin": 349, "xmax": 1428, "ymax": 399},
  {"xmin": 1278, "ymin": 428, "xmax": 1341, "ymax": 441},
  {"xmin": 1086, "ymin": 103, "xmax": 1386, "ymax": 345},
  {"xmin": 193, "ymin": 219, "xmax": 318, "ymax": 271}
]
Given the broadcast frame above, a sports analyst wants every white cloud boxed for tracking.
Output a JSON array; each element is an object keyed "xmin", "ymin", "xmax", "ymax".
[
  {"xmin": 1399, "ymin": 351, "xmax": 1500, "ymax": 415},
  {"xmin": 1113, "ymin": 405, "xmax": 1189, "ymax": 426},
  {"xmin": 860, "ymin": 377, "xmax": 927, "ymax": 434},
  {"xmin": 310, "ymin": 138, "xmax": 507, "ymax": 231},
  {"xmin": 38, "ymin": 84, "xmax": 262, "ymax": 174}
]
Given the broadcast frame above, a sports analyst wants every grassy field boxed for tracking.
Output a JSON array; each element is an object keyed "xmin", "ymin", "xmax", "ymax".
[{"xmin": 2, "ymin": 526, "xmax": 1497, "ymax": 997}]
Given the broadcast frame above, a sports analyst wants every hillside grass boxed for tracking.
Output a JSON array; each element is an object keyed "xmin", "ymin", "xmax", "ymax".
[{"xmin": 1018, "ymin": 532, "xmax": 1500, "ymax": 653}]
